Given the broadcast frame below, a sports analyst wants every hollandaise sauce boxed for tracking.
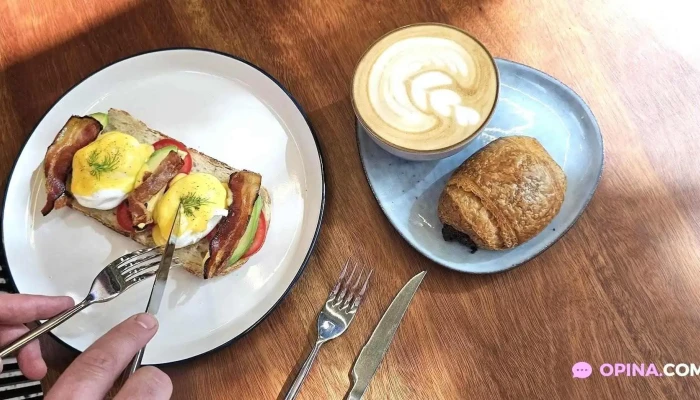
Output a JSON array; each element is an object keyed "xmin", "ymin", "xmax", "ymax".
[
  {"xmin": 153, "ymin": 173, "xmax": 228, "ymax": 248},
  {"xmin": 71, "ymin": 131, "xmax": 153, "ymax": 210}
]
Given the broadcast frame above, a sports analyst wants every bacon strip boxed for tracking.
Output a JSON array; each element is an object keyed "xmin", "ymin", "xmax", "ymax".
[
  {"xmin": 203, "ymin": 170, "xmax": 261, "ymax": 278},
  {"xmin": 41, "ymin": 116, "xmax": 102, "ymax": 216},
  {"xmin": 127, "ymin": 151, "xmax": 184, "ymax": 227}
]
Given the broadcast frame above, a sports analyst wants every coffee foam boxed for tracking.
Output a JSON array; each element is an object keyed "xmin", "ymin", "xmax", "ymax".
[{"xmin": 353, "ymin": 25, "xmax": 498, "ymax": 152}]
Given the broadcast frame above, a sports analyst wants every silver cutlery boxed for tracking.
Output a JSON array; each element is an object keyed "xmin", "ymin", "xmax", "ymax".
[
  {"xmin": 0, "ymin": 246, "xmax": 163, "ymax": 358},
  {"xmin": 128, "ymin": 206, "xmax": 181, "ymax": 375},
  {"xmin": 346, "ymin": 270, "xmax": 426, "ymax": 400},
  {"xmin": 284, "ymin": 261, "xmax": 372, "ymax": 400}
]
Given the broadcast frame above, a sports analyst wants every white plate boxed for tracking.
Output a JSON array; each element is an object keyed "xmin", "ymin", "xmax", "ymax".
[
  {"xmin": 358, "ymin": 58, "xmax": 603, "ymax": 273},
  {"xmin": 1, "ymin": 48, "xmax": 325, "ymax": 364}
]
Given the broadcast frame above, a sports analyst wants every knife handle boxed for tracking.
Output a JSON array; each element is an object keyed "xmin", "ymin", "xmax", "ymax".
[
  {"xmin": 127, "ymin": 348, "xmax": 145, "ymax": 376},
  {"xmin": 284, "ymin": 341, "xmax": 324, "ymax": 400},
  {"xmin": 346, "ymin": 373, "xmax": 370, "ymax": 400},
  {"xmin": 346, "ymin": 383, "xmax": 366, "ymax": 400}
]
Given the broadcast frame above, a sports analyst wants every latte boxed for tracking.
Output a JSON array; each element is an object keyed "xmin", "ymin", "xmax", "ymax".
[{"xmin": 353, "ymin": 24, "xmax": 499, "ymax": 153}]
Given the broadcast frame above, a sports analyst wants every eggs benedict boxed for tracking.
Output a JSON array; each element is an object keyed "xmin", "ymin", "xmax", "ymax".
[
  {"xmin": 71, "ymin": 131, "xmax": 153, "ymax": 210},
  {"xmin": 41, "ymin": 108, "xmax": 271, "ymax": 279},
  {"xmin": 152, "ymin": 173, "xmax": 229, "ymax": 248}
]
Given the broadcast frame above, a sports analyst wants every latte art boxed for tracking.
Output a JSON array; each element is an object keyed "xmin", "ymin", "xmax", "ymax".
[
  {"xmin": 353, "ymin": 24, "xmax": 498, "ymax": 153},
  {"xmin": 369, "ymin": 37, "xmax": 482, "ymax": 134}
]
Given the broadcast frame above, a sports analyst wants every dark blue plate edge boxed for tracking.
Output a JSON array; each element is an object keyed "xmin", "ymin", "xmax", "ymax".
[
  {"xmin": 0, "ymin": 47, "xmax": 326, "ymax": 366},
  {"xmin": 356, "ymin": 57, "xmax": 605, "ymax": 274}
]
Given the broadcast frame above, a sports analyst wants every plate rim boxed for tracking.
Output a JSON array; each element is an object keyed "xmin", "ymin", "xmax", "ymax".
[
  {"xmin": 356, "ymin": 57, "xmax": 604, "ymax": 274},
  {"xmin": 0, "ymin": 47, "xmax": 326, "ymax": 364}
]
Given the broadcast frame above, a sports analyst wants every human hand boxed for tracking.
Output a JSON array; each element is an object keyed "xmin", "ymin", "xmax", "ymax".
[
  {"xmin": 46, "ymin": 313, "xmax": 172, "ymax": 399},
  {"xmin": 0, "ymin": 293, "xmax": 74, "ymax": 380}
]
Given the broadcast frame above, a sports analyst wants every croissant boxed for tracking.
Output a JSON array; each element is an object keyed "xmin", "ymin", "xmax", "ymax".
[{"xmin": 438, "ymin": 136, "xmax": 566, "ymax": 250}]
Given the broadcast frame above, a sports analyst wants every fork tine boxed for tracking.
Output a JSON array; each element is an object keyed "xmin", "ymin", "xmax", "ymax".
[
  {"xmin": 335, "ymin": 263, "xmax": 357, "ymax": 306},
  {"xmin": 327, "ymin": 259, "xmax": 349, "ymax": 302},
  {"xmin": 105, "ymin": 247, "xmax": 159, "ymax": 272},
  {"xmin": 115, "ymin": 247, "xmax": 159, "ymax": 265},
  {"xmin": 350, "ymin": 269, "xmax": 373, "ymax": 311},
  {"xmin": 124, "ymin": 271, "xmax": 156, "ymax": 289},
  {"xmin": 342, "ymin": 267, "xmax": 364, "ymax": 309},
  {"xmin": 119, "ymin": 252, "xmax": 162, "ymax": 273},
  {"xmin": 123, "ymin": 260, "xmax": 160, "ymax": 282},
  {"xmin": 130, "ymin": 246, "xmax": 159, "ymax": 256}
]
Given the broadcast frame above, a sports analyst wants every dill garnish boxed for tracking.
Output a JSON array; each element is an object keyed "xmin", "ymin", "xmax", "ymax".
[
  {"xmin": 180, "ymin": 192, "xmax": 211, "ymax": 217},
  {"xmin": 87, "ymin": 149, "xmax": 121, "ymax": 180}
]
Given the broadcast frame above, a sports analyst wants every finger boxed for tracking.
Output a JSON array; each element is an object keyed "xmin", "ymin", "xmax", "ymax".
[
  {"xmin": 0, "ymin": 294, "xmax": 74, "ymax": 324},
  {"xmin": 46, "ymin": 313, "xmax": 158, "ymax": 400},
  {"xmin": 0, "ymin": 325, "xmax": 47, "ymax": 380},
  {"xmin": 114, "ymin": 366, "xmax": 172, "ymax": 400}
]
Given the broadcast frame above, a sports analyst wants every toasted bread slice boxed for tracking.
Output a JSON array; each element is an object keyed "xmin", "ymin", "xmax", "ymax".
[{"xmin": 63, "ymin": 109, "xmax": 271, "ymax": 278}]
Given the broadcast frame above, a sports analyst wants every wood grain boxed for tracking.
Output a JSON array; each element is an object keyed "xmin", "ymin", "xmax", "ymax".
[{"xmin": 2, "ymin": 0, "xmax": 700, "ymax": 398}]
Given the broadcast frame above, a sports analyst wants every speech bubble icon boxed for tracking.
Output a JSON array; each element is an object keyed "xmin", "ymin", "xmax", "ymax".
[{"xmin": 572, "ymin": 362, "xmax": 593, "ymax": 379}]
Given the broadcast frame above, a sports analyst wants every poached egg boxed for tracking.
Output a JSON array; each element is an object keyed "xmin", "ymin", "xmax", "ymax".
[
  {"xmin": 71, "ymin": 131, "xmax": 153, "ymax": 210},
  {"xmin": 152, "ymin": 173, "xmax": 228, "ymax": 248}
]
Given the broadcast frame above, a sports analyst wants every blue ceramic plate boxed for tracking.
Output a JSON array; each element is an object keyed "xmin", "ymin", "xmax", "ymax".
[{"xmin": 357, "ymin": 58, "xmax": 603, "ymax": 273}]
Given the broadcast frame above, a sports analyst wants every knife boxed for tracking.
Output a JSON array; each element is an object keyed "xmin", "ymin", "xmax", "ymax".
[
  {"xmin": 127, "ymin": 205, "xmax": 182, "ymax": 375},
  {"xmin": 346, "ymin": 270, "xmax": 426, "ymax": 400}
]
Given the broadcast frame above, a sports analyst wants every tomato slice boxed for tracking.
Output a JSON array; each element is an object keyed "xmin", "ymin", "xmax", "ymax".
[
  {"xmin": 244, "ymin": 211, "xmax": 267, "ymax": 258},
  {"xmin": 153, "ymin": 138, "xmax": 192, "ymax": 174},
  {"xmin": 153, "ymin": 138, "xmax": 186, "ymax": 151},
  {"xmin": 116, "ymin": 201, "xmax": 134, "ymax": 232},
  {"xmin": 180, "ymin": 153, "xmax": 192, "ymax": 174}
]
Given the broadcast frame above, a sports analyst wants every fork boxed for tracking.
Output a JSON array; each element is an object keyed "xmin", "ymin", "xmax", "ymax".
[
  {"xmin": 0, "ymin": 247, "xmax": 162, "ymax": 358},
  {"xmin": 284, "ymin": 261, "xmax": 372, "ymax": 400}
]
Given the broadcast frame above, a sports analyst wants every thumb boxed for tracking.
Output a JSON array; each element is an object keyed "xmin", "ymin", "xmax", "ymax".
[
  {"xmin": 114, "ymin": 366, "xmax": 172, "ymax": 400},
  {"xmin": 47, "ymin": 313, "xmax": 159, "ymax": 400}
]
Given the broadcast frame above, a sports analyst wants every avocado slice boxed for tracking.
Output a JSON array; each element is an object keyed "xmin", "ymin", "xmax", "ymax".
[
  {"xmin": 228, "ymin": 196, "xmax": 263, "ymax": 266},
  {"xmin": 146, "ymin": 145, "xmax": 178, "ymax": 170},
  {"xmin": 134, "ymin": 145, "xmax": 178, "ymax": 187},
  {"xmin": 89, "ymin": 112, "xmax": 108, "ymax": 129}
]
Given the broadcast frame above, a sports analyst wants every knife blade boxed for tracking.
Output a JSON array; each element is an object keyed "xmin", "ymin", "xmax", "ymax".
[
  {"xmin": 127, "ymin": 205, "xmax": 181, "ymax": 375},
  {"xmin": 143, "ymin": 206, "xmax": 180, "ymax": 315},
  {"xmin": 346, "ymin": 270, "xmax": 426, "ymax": 400}
]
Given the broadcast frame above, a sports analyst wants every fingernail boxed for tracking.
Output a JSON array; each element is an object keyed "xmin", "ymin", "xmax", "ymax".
[{"xmin": 135, "ymin": 313, "xmax": 157, "ymax": 330}]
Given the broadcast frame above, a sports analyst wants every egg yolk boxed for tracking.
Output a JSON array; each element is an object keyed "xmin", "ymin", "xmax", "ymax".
[
  {"xmin": 153, "ymin": 173, "xmax": 227, "ymax": 243},
  {"xmin": 71, "ymin": 131, "xmax": 153, "ymax": 196}
]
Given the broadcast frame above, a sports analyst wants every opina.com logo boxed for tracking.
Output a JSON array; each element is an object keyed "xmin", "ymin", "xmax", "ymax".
[{"xmin": 572, "ymin": 361, "xmax": 700, "ymax": 378}]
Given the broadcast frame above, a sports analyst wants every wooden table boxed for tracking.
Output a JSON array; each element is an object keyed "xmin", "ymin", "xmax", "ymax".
[{"xmin": 2, "ymin": 0, "xmax": 699, "ymax": 398}]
